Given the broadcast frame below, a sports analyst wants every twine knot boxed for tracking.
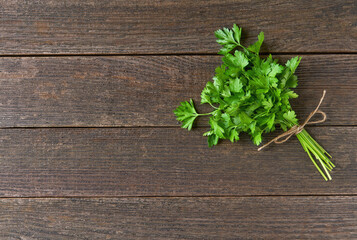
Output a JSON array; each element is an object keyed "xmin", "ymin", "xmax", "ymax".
[{"xmin": 258, "ymin": 90, "xmax": 327, "ymax": 151}]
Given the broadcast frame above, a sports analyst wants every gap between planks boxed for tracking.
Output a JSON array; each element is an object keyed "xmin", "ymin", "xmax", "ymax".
[
  {"xmin": 0, "ymin": 52, "xmax": 356, "ymax": 58},
  {"xmin": 0, "ymin": 125, "xmax": 355, "ymax": 129},
  {"xmin": 1, "ymin": 193, "xmax": 357, "ymax": 199}
]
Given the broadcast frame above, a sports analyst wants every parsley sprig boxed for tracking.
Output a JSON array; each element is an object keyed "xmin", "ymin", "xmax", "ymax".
[{"xmin": 174, "ymin": 24, "xmax": 334, "ymax": 180}]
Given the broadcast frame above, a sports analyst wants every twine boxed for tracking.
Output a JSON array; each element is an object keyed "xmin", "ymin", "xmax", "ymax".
[{"xmin": 258, "ymin": 90, "xmax": 327, "ymax": 151}]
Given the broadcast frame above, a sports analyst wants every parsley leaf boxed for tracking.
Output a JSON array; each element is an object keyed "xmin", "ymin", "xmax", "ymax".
[
  {"xmin": 286, "ymin": 56, "xmax": 302, "ymax": 74},
  {"xmin": 215, "ymin": 24, "xmax": 242, "ymax": 55},
  {"xmin": 175, "ymin": 25, "xmax": 301, "ymax": 146},
  {"xmin": 247, "ymin": 32, "xmax": 264, "ymax": 54},
  {"xmin": 229, "ymin": 77, "xmax": 243, "ymax": 92},
  {"xmin": 174, "ymin": 24, "xmax": 334, "ymax": 181},
  {"xmin": 283, "ymin": 110, "xmax": 298, "ymax": 126},
  {"xmin": 173, "ymin": 99, "xmax": 199, "ymax": 131}
]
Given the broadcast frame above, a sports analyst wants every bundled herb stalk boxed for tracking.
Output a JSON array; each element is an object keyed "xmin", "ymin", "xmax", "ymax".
[{"xmin": 174, "ymin": 24, "xmax": 334, "ymax": 180}]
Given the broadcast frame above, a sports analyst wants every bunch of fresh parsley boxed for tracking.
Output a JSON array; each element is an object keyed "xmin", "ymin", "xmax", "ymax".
[{"xmin": 174, "ymin": 24, "xmax": 334, "ymax": 180}]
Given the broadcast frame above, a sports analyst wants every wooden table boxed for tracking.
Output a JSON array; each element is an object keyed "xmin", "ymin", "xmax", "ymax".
[{"xmin": 0, "ymin": 1, "xmax": 356, "ymax": 239}]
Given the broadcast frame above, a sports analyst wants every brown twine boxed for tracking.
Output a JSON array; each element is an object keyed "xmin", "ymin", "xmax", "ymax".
[{"xmin": 258, "ymin": 90, "xmax": 327, "ymax": 151}]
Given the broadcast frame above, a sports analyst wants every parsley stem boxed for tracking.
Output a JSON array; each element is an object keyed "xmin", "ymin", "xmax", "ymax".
[
  {"xmin": 238, "ymin": 44, "xmax": 258, "ymax": 55},
  {"xmin": 197, "ymin": 113, "xmax": 212, "ymax": 116},
  {"xmin": 208, "ymin": 102, "xmax": 219, "ymax": 110},
  {"xmin": 300, "ymin": 130, "xmax": 332, "ymax": 168},
  {"xmin": 238, "ymin": 44, "xmax": 248, "ymax": 52},
  {"xmin": 298, "ymin": 134, "xmax": 328, "ymax": 181},
  {"xmin": 296, "ymin": 128, "xmax": 334, "ymax": 180}
]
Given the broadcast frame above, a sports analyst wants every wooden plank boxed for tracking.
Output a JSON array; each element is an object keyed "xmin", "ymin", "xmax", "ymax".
[
  {"xmin": 0, "ymin": 196, "xmax": 356, "ymax": 239},
  {"xmin": 0, "ymin": 0, "xmax": 355, "ymax": 54},
  {"xmin": 0, "ymin": 127, "xmax": 355, "ymax": 197},
  {"xmin": 0, "ymin": 55, "xmax": 355, "ymax": 127}
]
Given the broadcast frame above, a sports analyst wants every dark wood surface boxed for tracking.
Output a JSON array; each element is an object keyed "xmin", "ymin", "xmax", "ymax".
[
  {"xmin": 0, "ymin": 0, "xmax": 356, "ymax": 238},
  {"xmin": 0, "ymin": 55, "xmax": 356, "ymax": 127},
  {"xmin": 0, "ymin": 127, "xmax": 355, "ymax": 197},
  {"xmin": 0, "ymin": 0, "xmax": 356, "ymax": 54},
  {"xmin": 0, "ymin": 197, "xmax": 356, "ymax": 239}
]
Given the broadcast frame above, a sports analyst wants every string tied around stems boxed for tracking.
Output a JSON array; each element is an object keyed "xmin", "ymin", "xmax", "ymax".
[{"xmin": 258, "ymin": 90, "xmax": 327, "ymax": 151}]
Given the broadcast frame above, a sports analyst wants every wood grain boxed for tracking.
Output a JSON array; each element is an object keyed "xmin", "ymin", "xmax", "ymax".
[
  {"xmin": 0, "ymin": 0, "xmax": 356, "ymax": 54},
  {"xmin": 0, "ymin": 196, "xmax": 356, "ymax": 239},
  {"xmin": 0, "ymin": 1, "xmax": 355, "ymax": 238},
  {"xmin": 0, "ymin": 127, "xmax": 355, "ymax": 197},
  {"xmin": 0, "ymin": 55, "xmax": 355, "ymax": 127}
]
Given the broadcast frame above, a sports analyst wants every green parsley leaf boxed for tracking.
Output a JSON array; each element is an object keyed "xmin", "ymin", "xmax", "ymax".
[
  {"xmin": 283, "ymin": 110, "xmax": 298, "ymax": 126},
  {"xmin": 252, "ymin": 129, "xmax": 263, "ymax": 145},
  {"xmin": 209, "ymin": 117, "xmax": 225, "ymax": 138},
  {"xmin": 229, "ymin": 77, "xmax": 243, "ymax": 92},
  {"xmin": 175, "ymin": 25, "xmax": 302, "ymax": 147},
  {"xmin": 208, "ymin": 134, "xmax": 219, "ymax": 147},
  {"xmin": 286, "ymin": 56, "xmax": 302, "ymax": 74},
  {"xmin": 200, "ymin": 81, "xmax": 219, "ymax": 104},
  {"xmin": 173, "ymin": 99, "xmax": 198, "ymax": 131},
  {"xmin": 269, "ymin": 62, "xmax": 284, "ymax": 77},
  {"xmin": 234, "ymin": 51, "xmax": 249, "ymax": 69},
  {"xmin": 232, "ymin": 24, "xmax": 242, "ymax": 44},
  {"xmin": 229, "ymin": 128, "xmax": 240, "ymax": 142},
  {"xmin": 247, "ymin": 32, "xmax": 264, "ymax": 54},
  {"xmin": 215, "ymin": 24, "xmax": 242, "ymax": 55},
  {"xmin": 174, "ymin": 24, "xmax": 334, "ymax": 181}
]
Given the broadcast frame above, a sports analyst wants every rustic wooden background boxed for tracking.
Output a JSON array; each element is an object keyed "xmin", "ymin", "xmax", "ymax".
[{"xmin": 0, "ymin": 0, "xmax": 356, "ymax": 239}]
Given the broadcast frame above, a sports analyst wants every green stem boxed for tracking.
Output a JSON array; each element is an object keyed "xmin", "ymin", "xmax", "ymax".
[
  {"xmin": 295, "ymin": 127, "xmax": 334, "ymax": 181},
  {"xmin": 297, "ymin": 134, "xmax": 328, "ymax": 181},
  {"xmin": 238, "ymin": 44, "xmax": 257, "ymax": 55},
  {"xmin": 302, "ymin": 130, "xmax": 334, "ymax": 170},
  {"xmin": 305, "ymin": 130, "xmax": 332, "ymax": 159},
  {"xmin": 299, "ymin": 131, "xmax": 331, "ymax": 169},
  {"xmin": 197, "ymin": 113, "xmax": 213, "ymax": 116},
  {"xmin": 208, "ymin": 102, "xmax": 219, "ymax": 110}
]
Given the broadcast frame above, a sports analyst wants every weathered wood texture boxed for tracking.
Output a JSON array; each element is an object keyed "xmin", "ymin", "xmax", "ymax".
[
  {"xmin": 0, "ymin": 196, "xmax": 356, "ymax": 239},
  {"xmin": 0, "ymin": 0, "xmax": 356, "ymax": 54},
  {"xmin": 0, "ymin": 0, "xmax": 355, "ymax": 238},
  {"xmin": 0, "ymin": 55, "xmax": 355, "ymax": 127},
  {"xmin": 0, "ymin": 127, "xmax": 355, "ymax": 197}
]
